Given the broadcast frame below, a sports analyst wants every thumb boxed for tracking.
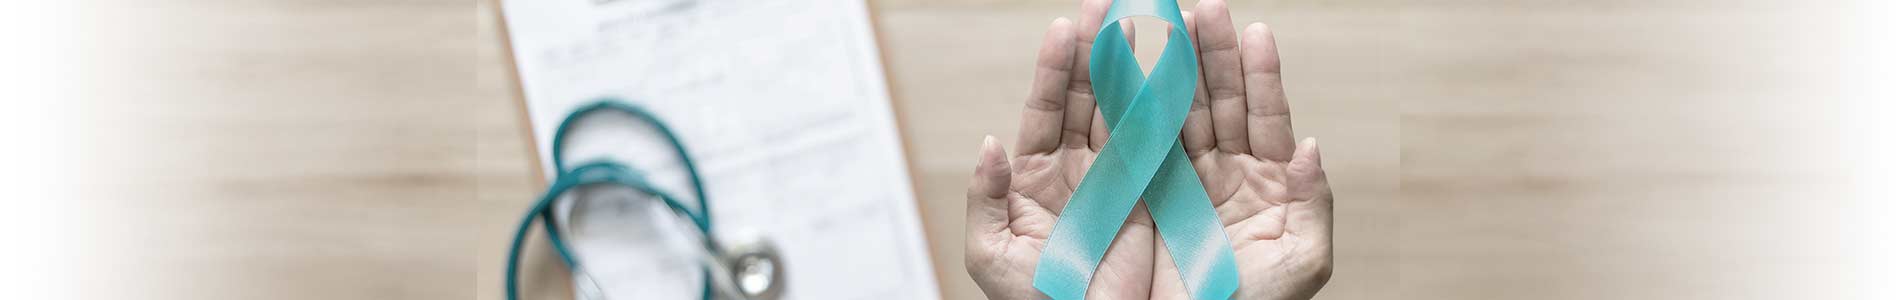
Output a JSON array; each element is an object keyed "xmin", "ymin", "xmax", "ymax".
[
  {"xmin": 965, "ymin": 135, "xmax": 1014, "ymax": 264},
  {"xmin": 1286, "ymin": 137, "xmax": 1335, "ymax": 289},
  {"xmin": 1287, "ymin": 137, "xmax": 1332, "ymax": 240}
]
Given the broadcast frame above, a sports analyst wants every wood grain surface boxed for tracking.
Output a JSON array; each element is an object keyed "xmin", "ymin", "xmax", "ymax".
[
  {"xmin": 18, "ymin": 0, "xmax": 1890, "ymax": 299},
  {"xmin": 24, "ymin": 1, "xmax": 480, "ymax": 298}
]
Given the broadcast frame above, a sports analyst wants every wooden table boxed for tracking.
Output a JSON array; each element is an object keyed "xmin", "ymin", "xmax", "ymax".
[
  {"xmin": 490, "ymin": 1, "xmax": 1882, "ymax": 299},
  {"xmin": 23, "ymin": 0, "xmax": 1886, "ymax": 299}
]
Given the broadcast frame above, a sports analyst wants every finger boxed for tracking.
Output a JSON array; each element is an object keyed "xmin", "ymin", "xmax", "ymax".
[
  {"xmin": 1062, "ymin": 0, "xmax": 1113, "ymax": 149},
  {"xmin": 1195, "ymin": 0, "xmax": 1250, "ymax": 155},
  {"xmin": 1090, "ymin": 109, "xmax": 1108, "ymax": 151},
  {"xmin": 1017, "ymin": 18, "xmax": 1078, "ymax": 154},
  {"xmin": 966, "ymin": 136, "xmax": 1015, "ymax": 256},
  {"xmin": 1242, "ymin": 23, "xmax": 1298, "ymax": 161},
  {"xmin": 1123, "ymin": 18, "xmax": 1138, "ymax": 49},
  {"xmin": 1286, "ymin": 138, "xmax": 1336, "ymax": 291},
  {"xmin": 1085, "ymin": 203, "xmax": 1156, "ymax": 299},
  {"xmin": 1090, "ymin": 20, "xmax": 1134, "ymax": 151},
  {"xmin": 1178, "ymin": 10, "xmax": 1215, "ymax": 155},
  {"xmin": 1150, "ymin": 232, "xmax": 1191, "ymax": 300},
  {"xmin": 1285, "ymin": 138, "xmax": 1331, "ymax": 243},
  {"xmin": 1282, "ymin": 139, "xmax": 1334, "ymax": 292}
]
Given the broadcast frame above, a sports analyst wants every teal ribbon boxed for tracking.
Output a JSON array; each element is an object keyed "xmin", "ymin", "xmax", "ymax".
[{"xmin": 1031, "ymin": 0, "xmax": 1240, "ymax": 299}]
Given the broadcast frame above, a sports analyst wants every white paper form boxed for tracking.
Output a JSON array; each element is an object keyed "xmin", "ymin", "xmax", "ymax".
[{"xmin": 498, "ymin": 0, "xmax": 938, "ymax": 299}]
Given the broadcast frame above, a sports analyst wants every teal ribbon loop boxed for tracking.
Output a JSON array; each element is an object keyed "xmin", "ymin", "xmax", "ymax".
[{"xmin": 1031, "ymin": 0, "xmax": 1240, "ymax": 299}]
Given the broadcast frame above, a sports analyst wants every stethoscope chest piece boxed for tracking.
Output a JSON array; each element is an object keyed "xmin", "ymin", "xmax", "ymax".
[
  {"xmin": 720, "ymin": 231, "xmax": 785, "ymax": 300},
  {"xmin": 508, "ymin": 100, "xmax": 792, "ymax": 300}
]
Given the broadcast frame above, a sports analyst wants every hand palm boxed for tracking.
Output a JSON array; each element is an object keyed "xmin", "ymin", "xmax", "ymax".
[
  {"xmin": 970, "ymin": 147, "xmax": 1159, "ymax": 300},
  {"xmin": 963, "ymin": 2, "xmax": 1154, "ymax": 298},
  {"xmin": 968, "ymin": 1, "xmax": 1330, "ymax": 299},
  {"xmin": 1156, "ymin": 2, "xmax": 1333, "ymax": 298},
  {"xmin": 1153, "ymin": 151, "xmax": 1331, "ymax": 300}
]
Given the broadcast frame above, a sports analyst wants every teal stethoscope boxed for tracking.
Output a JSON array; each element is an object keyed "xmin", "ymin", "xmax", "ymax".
[{"xmin": 505, "ymin": 99, "xmax": 785, "ymax": 300}]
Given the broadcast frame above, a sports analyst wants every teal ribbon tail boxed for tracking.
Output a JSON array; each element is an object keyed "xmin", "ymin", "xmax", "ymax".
[{"xmin": 1031, "ymin": 0, "xmax": 1240, "ymax": 299}]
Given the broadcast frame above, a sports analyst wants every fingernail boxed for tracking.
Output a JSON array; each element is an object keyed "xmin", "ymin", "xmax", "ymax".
[
  {"xmin": 1247, "ymin": 23, "xmax": 1268, "ymax": 35},
  {"xmin": 1302, "ymin": 137, "xmax": 1322, "ymax": 164},
  {"xmin": 979, "ymin": 135, "xmax": 999, "ymax": 160}
]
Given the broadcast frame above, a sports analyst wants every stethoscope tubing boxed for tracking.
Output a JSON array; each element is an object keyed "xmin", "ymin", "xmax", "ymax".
[{"xmin": 505, "ymin": 99, "xmax": 717, "ymax": 300}]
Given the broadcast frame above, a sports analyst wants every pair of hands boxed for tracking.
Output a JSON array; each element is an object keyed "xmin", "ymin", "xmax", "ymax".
[{"xmin": 963, "ymin": 0, "xmax": 1333, "ymax": 299}]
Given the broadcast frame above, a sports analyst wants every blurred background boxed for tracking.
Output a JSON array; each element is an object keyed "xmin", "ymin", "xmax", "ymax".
[{"xmin": 6, "ymin": 0, "xmax": 1896, "ymax": 299}]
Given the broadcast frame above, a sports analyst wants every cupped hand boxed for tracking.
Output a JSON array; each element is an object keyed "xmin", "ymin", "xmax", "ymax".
[
  {"xmin": 966, "ymin": 0, "xmax": 1333, "ymax": 299},
  {"xmin": 964, "ymin": 0, "xmax": 1155, "ymax": 299},
  {"xmin": 1149, "ymin": 1, "xmax": 1332, "ymax": 299}
]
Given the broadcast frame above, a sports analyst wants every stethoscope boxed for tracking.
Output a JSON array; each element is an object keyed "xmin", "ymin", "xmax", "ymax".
[{"xmin": 505, "ymin": 99, "xmax": 785, "ymax": 300}]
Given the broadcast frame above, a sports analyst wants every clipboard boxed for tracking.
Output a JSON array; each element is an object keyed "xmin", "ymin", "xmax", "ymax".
[{"xmin": 488, "ymin": 0, "xmax": 939, "ymax": 299}]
